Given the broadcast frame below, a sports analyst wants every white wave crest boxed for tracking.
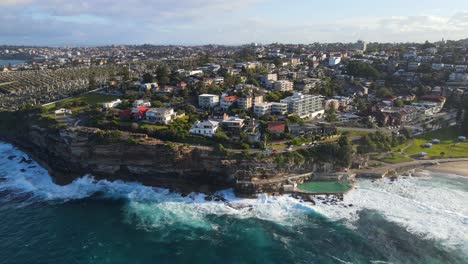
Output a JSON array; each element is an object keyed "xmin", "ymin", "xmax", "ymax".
[
  {"xmin": 0, "ymin": 142, "xmax": 314, "ymax": 228},
  {"xmin": 313, "ymin": 176, "xmax": 468, "ymax": 250},
  {"xmin": 2, "ymin": 141, "xmax": 467, "ymax": 250}
]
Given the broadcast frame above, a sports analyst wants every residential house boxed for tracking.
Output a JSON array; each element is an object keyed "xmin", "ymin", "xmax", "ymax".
[
  {"xmin": 432, "ymin": 63, "xmax": 445, "ymax": 71},
  {"xmin": 267, "ymin": 121, "xmax": 286, "ymax": 135},
  {"xmin": 102, "ymin": 99, "xmax": 122, "ymax": 109},
  {"xmin": 54, "ymin": 108, "xmax": 72, "ymax": 115},
  {"xmin": 145, "ymin": 108, "xmax": 175, "ymax": 125},
  {"xmin": 220, "ymin": 95, "xmax": 237, "ymax": 110},
  {"xmin": 153, "ymin": 85, "xmax": 174, "ymax": 93},
  {"xmin": 190, "ymin": 120, "xmax": 219, "ymax": 137},
  {"xmin": 221, "ymin": 116, "xmax": 245, "ymax": 134},
  {"xmin": 177, "ymin": 81, "xmax": 187, "ymax": 90},
  {"xmin": 288, "ymin": 123, "xmax": 337, "ymax": 137},
  {"xmin": 140, "ymin": 82, "xmax": 158, "ymax": 92},
  {"xmin": 132, "ymin": 99, "xmax": 151, "ymax": 108},
  {"xmin": 131, "ymin": 106, "xmax": 149, "ymax": 120},
  {"xmin": 260, "ymin": 74, "xmax": 278, "ymax": 89},
  {"xmin": 408, "ymin": 62, "xmax": 421, "ymax": 71},
  {"xmin": 329, "ymin": 57, "xmax": 341, "ymax": 66}
]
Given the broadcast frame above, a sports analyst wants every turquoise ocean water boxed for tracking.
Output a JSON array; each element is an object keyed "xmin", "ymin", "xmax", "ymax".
[
  {"xmin": 0, "ymin": 142, "xmax": 467, "ymax": 264},
  {"xmin": 0, "ymin": 60, "xmax": 25, "ymax": 67}
]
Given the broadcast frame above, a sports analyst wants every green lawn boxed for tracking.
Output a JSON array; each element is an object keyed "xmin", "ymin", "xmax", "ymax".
[
  {"xmin": 140, "ymin": 123, "xmax": 167, "ymax": 131},
  {"xmin": 268, "ymin": 142, "xmax": 287, "ymax": 150},
  {"xmin": 382, "ymin": 152, "xmax": 414, "ymax": 164},
  {"xmin": 403, "ymin": 127, "xmax": 468, "ymax": 158},
  {"xmin": 298, "ymin": 180, "xmax": 353, "ymax": 194},
  {"xmin": 64, "ymin": 92, "xmax": 120, "ymax": 106},
  {"xmin": 43, "ymin": 92, "xmax": 120, "ymax": 111},
  {"xmin": 339, "ymin": 129, "xmax": 371, "ymax": 138}
]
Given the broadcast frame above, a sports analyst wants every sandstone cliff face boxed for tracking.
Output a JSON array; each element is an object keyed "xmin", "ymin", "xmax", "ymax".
[{"xmin": 9, "ymin": 126, "xmax": 336, "ymax": 195}]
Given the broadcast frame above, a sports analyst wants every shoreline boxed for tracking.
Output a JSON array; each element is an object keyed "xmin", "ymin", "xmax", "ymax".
[
  {"xmin": 425, "ymin": 161, "xmax": 468, "ymax": 177},
  {"xmin": 2, "ymin": 134, "xmax": 466, "ymax": 198}
]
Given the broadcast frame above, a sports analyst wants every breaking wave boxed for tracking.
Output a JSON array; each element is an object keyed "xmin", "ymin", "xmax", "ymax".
[
  {"xmin": 0, "ymin": 142, "xmax": 314, "ymax": 228},
  {"xmin": 313, "ymin": 174, "xmax": 468, "ymax": 251},
  {"xmin": 1, "ymin": 141, "xmax": 467, "ymax": 251}
]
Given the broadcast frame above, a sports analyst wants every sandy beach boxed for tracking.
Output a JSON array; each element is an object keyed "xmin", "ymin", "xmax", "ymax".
[{"xmin": 426, "ymin": 161, "xmax": 468, "ymax": 177}]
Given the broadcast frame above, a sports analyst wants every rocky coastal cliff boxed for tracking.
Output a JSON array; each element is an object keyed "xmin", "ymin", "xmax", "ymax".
[{"xmin": 3, "ymin": 126, "xmax": 337, "ymax": 195}]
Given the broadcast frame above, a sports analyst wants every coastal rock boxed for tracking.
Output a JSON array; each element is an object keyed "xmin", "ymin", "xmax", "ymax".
[{"xmin": 4, "ymin": 126, "xmax": 336, "ymax": 195}]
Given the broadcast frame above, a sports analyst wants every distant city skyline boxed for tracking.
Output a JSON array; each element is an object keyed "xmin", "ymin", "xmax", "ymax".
[{"xmin": 1, "ymin": 0, "xmax": 468, "ymax": 46}]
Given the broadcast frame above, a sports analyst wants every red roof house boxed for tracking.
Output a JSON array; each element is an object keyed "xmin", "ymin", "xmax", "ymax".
[
  {"xmin": 131, "ymin": 106, "xmax": 149, "ymax": 119},
  {"xmin": 267, "ymin": 121, "xmax": 286, "ymax": 135}
]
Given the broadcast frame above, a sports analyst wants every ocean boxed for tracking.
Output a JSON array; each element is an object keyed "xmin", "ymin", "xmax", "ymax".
[
  {"xmin": 0, "ymin": 60, "xmax": 25, "ymax": 67},
  {"xmin": 0, "ymin": 141, "xmax": 467, "ymax": 264}
]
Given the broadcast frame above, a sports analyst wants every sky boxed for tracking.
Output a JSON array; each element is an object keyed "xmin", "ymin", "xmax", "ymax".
[{"xmin": 1, "ymin": 0, "xmax": 468, "ymax": 46}]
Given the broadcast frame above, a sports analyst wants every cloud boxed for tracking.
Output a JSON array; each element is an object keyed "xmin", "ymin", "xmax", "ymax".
[
  {"xmin": 2, "ymin": 0, "xmax": 265, "ymax": 20},
  {"xmin": 0, "ymin": 1, "xmax": 467, "ymax": 45}
]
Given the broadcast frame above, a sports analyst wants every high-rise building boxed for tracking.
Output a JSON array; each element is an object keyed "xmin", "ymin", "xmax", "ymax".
[{"xmin": 356, "ymin": 40, "xmax": 367, "ymax": 52}]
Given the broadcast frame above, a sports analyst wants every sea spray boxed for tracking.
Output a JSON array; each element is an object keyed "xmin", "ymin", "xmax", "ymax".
[
  {"xmin": 1, "ymin": 141, "xmax": 467, "ymax": 256},
  {"xmin": 0, "ymin": 141, "xmax": 315, "ymax": 226},
  {"xmin": 313, "ymin": 175, "xmax": 468, "ymax": 251}
]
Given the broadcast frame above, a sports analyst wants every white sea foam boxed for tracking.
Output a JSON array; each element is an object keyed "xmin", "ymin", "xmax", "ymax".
[
  {"xmin": 313, "ymin": 176, "xmax": 468, "ymax": 250},
  {"xmin": 0, "ymin": 142, "xmax": 314, "ymax": 228},
  {"xmin": 1, "ymin": 141, "xmax": 467, "ymax": 249}
]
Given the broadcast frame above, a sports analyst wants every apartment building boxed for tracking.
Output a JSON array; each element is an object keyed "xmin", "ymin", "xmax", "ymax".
[
  {"xmin": 198, "ymin": 94, "xmax": 220, "ymax": 108},
  {"xmin": 272, "ymin": 80, "xmax": 293, "ymax": 92},
  {"xmin": 280, "ymin": 92, "xmax": 325, "ymax": 118}
]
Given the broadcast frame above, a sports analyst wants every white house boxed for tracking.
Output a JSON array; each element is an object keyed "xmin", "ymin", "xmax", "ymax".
[
  {"xmin": 190, "ymin": 120, "xmax": 219, "ymax": 137},
  {"xmin": 329, "ymin": 57, "xmax": 341, "ymax": 66},
  {"xmin": 132, "ymin": 99, "xmax": 151, "ymax": 107},
  {"xmin": 145, "ymin": 108, "xmax": 175, "ymax": 125},
  {"xmin": 54, "ymin": 108, "xmax": 72, "ymax": 115},
  {"xmin": 198, "ymin": 94, "xmax": 220, "ymax": 108},
  {"xmin": 102, "ymin": 99, "xmax": 122, "ymax": 108},
  {"xmin": 432, "ymin": 63, "xmax": 445, "ymax": 71},
  {"xmin": 140, "ymin": 82, "xmax": 158, "ymax": 91}
]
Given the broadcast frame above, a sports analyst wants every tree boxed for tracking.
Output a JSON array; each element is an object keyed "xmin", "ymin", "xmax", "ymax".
[
  {"xmin": 120, "ymin": 66, "xmax": 130, "ymax": 81},
  {"xmin": 156, "ymin": 65, "xmax": 170, "ymax": 85},
  {"xmin": 286, "ymin": 115, "xmax": 303, "ymax": 125},
  {"xmin": 356, "ymin": 98, "xmax": 368, "ymax": 112},
  {"xmin": 377, "ymin": 87, "xmax": 393, "ymax": 98},
  {"xmin": 142, "ymin": 72, "xmax": 154, "ymax": 83},
  {"xmin": 346, "ymin": 61, "xmax": 380, "ymax": 80},
  {"xmin": 393, "ymin": 99, "xmax": 404, "ymax": 107},
  {"xmin": 88, "ymin": 71, "xmax": 97, "ymax": 89},
  {"xmin": 336, "ymin": 135, "xmax": 353, "ymax": 168},
  {"xmin": 338, "ymin": 135, "xmax": 351, "ymax": 147},
  {"xmin": 325, "ymin": 108, "xmax": 337, "ymax": 122},
  {"xmin": 214, "ymin": 144, "xmax": 227, "ymax": 156},
  {"xmin": 237, "ymin": 47, "xmax": 256, "ymax": 61}
]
